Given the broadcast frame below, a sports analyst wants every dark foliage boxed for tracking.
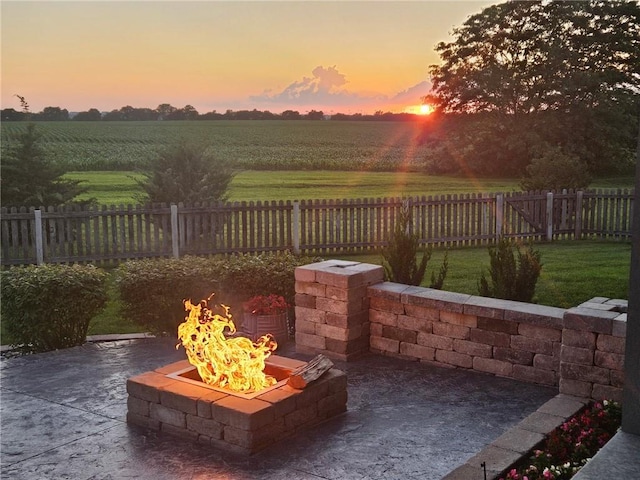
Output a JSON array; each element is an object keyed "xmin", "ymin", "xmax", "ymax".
[
  {"xmin": 382, "ymin": 202, "xmax": 448, "ymax": 287},
  {"xmin": 135, "ymin": 141, "xmax": 236, "ymax": 205},
  {"xmin": 423, "ymin": 1, "xmax": 640, "ymax": 178},
  {"xmin": 115, "ymin": 252, "xmax": 320, "ymax": 336},
  {"xmin": 478, "ymin": 237, "xmax": 542, "ymax": 302},
  {"xmin": 1, "ymin": 124, "xmax": 88, "ymax": 208}
]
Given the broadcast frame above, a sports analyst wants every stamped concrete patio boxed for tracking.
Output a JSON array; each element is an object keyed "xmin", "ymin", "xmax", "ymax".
[{"xmin": 0, "ymin": 336, "xmax": 564, "ymax": 480}]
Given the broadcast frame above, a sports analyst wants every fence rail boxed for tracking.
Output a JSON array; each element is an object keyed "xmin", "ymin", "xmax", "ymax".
[{"xmin": 1, "ymin": 189, "xmax": 633, "ymax": 266}]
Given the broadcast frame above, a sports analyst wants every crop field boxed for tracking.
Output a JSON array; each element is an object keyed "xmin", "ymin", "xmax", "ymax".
[{"xmin": 0, "ymin": 120, "xmax": 432, "ymax": 171}]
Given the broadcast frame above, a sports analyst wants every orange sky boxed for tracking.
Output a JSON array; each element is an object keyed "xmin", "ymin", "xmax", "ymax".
[{"xmin": 1, "ymin": 1, "xmax": 495, "ymax": 115}]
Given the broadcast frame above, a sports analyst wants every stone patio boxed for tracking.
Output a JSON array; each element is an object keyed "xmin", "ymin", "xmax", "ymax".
[{"xmin": 1, "ymin": 337, "xmax": 560, "ymax": 479}]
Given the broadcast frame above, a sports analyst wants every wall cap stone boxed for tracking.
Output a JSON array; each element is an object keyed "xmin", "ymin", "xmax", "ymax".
[
  {"xmin": 368, "ymin": 282, "xmax": 413, "ymax": 301},
  {"xmin": 403, "ymin": 288, "xmax": 471, "ymax": 313},
  {"xmin": 564, "ymin": 307, "xmax": 618, "ymax": 334}
]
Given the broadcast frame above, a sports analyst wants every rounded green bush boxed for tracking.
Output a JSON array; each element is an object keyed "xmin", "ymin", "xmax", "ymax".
[{"xmin": 1, "ymin": 264, "xmax": 108, "ymax": 352}]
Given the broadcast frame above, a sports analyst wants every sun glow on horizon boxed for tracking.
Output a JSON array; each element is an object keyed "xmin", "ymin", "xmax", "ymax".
[
  {"xmin": 404, "ymin": 104, "xmax": 435, "ymax": 116},
  {"xmin": 419, "ymin": 104, "xmax": 434, "ymax": 115}
]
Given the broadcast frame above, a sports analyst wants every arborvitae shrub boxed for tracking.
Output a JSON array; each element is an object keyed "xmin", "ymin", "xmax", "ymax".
[
  {"xmin": 1, "ymin": 264, "xmax": 108, "ymax": 352},
  {"xmin": 478, "ymin": 237, "xmax": 542, "ymax": 302},
  {"xmin": 382, "ymin": 202, "xmax": 448, "ymax": 288}
]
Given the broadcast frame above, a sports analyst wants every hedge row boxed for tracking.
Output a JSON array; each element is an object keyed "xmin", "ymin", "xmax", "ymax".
[
  {"xmin": 1, "ymin": 251, "xmax": 320, "ymax": 352},
  {"xmin": 115, "ymin": 251, "xmax": 321, "ymax": 335},
  {"xmin": 1, "ymin": 264, "xmax": 108, "ymax": 352}
]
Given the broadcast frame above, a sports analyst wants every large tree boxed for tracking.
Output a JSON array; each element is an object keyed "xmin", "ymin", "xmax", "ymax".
[{"xmin": 423, "ymin": 0, "xmax": 640, "ymax": 179}]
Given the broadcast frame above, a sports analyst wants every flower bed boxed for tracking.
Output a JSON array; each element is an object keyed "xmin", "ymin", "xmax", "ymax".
[{"xmin": 499, "ymin": 400, "xmax": 621, "ymax": 480}]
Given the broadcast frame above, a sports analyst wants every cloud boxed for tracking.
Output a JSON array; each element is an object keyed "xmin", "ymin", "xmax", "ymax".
[
  {"xmin": 249, "ymin": 66, "xmax": 432, "ymax": 113},
  {"xmin": 390, "ymin": 81, "xmax": 433, "ymax": 104},
  {"xmin": 250, "ymin": 65, "xmax": 384, "ymax": 108}
]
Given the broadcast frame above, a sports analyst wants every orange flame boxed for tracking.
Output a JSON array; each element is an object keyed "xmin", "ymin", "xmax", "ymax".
[{"xmin": 177, "ymin": 298, "xmax": 278, "ymax": 393}]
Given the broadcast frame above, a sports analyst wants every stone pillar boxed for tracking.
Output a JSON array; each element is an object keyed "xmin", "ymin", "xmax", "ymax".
[
  {"xmin": 560, "ymin": 298, "xmax": 627, "ymax": 402},
  {"xmin": 294, "ymin": 260, "xmax": 384, "ymax": 361}
]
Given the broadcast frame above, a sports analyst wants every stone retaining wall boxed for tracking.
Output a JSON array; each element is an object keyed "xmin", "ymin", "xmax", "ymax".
[{"xmin": 294, "ymin": 260, "xmax": 627, "ymax": 401}]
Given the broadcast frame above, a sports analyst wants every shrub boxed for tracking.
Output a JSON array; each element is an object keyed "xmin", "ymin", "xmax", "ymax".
[
  {"xmin": 382, "ymin": 201, "xmax": 448, "ymax": 287},
  {"xmin": 219, "ymin": 251, "xmax": 321, "ymax": 304},
  {"xmin": 115, "ymin": 256, "xmax": 223, "ymax": 336},
  {"xmin": 1, "ymin": 264, "xmax": 108, "ymax": 352},
  {"xmin": 115, "ymin": 252, "xmax": 319, "ymax": 336},
  {"xmin": 520, "ymin": 146, "xmax": 592, "ymax": 191},
  {"xmin": 135, "ymin": 140, "xmax": 236, "ymax": 205},
  {"xmin": 1, "ymin": 123, "xmax": 89, "ymax": 208},
  {"xmin": 478, "ymin": 237, "xmax": 542, "ymax": 302}
]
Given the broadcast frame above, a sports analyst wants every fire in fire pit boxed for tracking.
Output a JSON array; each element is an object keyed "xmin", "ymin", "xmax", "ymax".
[
  {"xmin": 177, "ymin": 297, "xmax": 277, "ymax": 394},
  {"xmin": 126, "ymin": 295, "xmax": 348, "ymax": 454}
]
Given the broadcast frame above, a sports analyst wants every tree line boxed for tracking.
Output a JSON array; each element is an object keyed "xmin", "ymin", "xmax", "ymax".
[{"xmin": 0, "ymin": 104, "xmax": 423, "ymax": 122}]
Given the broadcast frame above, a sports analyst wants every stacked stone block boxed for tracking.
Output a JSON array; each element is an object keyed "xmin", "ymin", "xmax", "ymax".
[
  {"xmin": 292, "ymin": 260, "xmax": 629, "ymax": 400},
  {"xmin": 294, "ymin": 260, "xmax": 384, "ymax": 361},
  {"xmin": 126, "ymin": 356, "xmax": 348, "ymax": 454},
  {"xmin": 560, "ymin": 298, "xmax": 627, "ymax": 402},
  {"xmin": 368, "ymin": 283, "xmax": 566, "ymax": 387}
]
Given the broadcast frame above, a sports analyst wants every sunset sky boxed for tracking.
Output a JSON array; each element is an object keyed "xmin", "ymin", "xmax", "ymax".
[{"xmin": 1, "ymin": 1, "xmax": 494, "ymax": 115}]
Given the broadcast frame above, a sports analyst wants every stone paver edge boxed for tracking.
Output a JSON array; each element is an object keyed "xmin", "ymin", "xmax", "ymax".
[{"xmin": 442, "ymin": 393, "xmax": 589, "ymax": 480}]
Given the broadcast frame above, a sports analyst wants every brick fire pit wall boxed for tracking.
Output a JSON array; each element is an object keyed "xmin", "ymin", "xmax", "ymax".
[{"xmin": 126, "ymin": 355, "xmax": 347, "ymax": 454}]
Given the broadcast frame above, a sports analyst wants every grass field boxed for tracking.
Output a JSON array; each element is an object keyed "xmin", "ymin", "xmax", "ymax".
[
  {"xmin": 65, "ymin": 170, "xmax": 635, "ymax": 205},
  {"xmin": 336, "ymin": 240, "xmax": 631, "ymax": 309}
]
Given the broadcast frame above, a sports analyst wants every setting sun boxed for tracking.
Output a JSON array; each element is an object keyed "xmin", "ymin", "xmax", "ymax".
[
  {"xmin": 404, "ymin": 104, "xmax": 435, "ymax": 116},
  {"xmin": 419, "ymin": 104, "xmax": 434, "ymax": 115}
]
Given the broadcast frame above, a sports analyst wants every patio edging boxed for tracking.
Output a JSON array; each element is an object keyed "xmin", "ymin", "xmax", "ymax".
[{"xmin": 442, "ymin": 393, "xmax": 589, "ymax": 479}]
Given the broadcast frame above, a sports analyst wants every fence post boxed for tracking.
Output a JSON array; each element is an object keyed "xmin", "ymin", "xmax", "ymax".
[
  {"xmin": 292, "ymin": 201, "xmax": 300, "ymax": 255},
  {"xmin": 171, "ymin": 203, "xmax": 179, "ymax": 258},
  {"xmin": 546, "ymin": 192, "xmax": 554, "ymax": 241},
  {"xmin": 34, "ymin": 209, "xmax": 44, "ymax": 265},
  {"xmin": 574, "ymin": 190, "xmax": 584, "ymax": 239},
  {"xmin": 561, "ymin": 188, "xmax": 568, "ymax": 230},
  {"xmin": 495, "ymin": 194, "xmax": 503, "ymax": 239}
]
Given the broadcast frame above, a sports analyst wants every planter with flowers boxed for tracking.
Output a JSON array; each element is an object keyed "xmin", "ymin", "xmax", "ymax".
[
  {"xmin": 242, "ymin": 294, "xmax": 289, "ymax": 344},
  {"xmin": 499, "ymin": 400, "xmax": 621, "ymax": 480}
]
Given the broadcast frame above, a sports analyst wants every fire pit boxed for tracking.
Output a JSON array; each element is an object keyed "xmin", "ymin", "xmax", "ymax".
[
  {"xmin": 126, "ymin": 297, "xmax": 347, "ymax": 454},
  {"xmin": 166, "ymin": 360, "xmax": 291, "ymax": 400}
]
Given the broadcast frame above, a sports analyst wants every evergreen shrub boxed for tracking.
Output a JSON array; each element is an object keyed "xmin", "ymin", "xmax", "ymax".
[
  {"xmin": 478, "ymin": 237, "xmax": 542, "ymax": 302},
  {"xmin": 382, "ymin": 201, "xmax": 448, "ymax": 288}
]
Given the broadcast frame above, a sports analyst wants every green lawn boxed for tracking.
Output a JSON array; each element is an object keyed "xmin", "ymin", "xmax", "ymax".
[
  {"xmin": 65, "ymin": 170, "xmax": 635, "ymax": 205},
  {"xmin": 337, "ymin": 240, "xmax": 630, "ymax": 309}
]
